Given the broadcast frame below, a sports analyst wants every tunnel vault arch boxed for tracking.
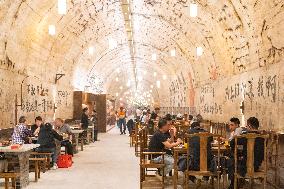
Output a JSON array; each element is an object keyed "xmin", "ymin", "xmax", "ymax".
[{"xmin": 0, "ymin": 0, "xmax": 283, "ymax": 130}]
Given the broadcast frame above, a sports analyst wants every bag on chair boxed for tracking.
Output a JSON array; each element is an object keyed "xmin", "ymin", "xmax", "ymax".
[{"xmin": 57, "ymin": 154, "xmax": 72, "ymax": 168}]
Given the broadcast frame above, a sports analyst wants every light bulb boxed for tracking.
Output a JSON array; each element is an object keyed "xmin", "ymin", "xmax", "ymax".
[
  {"xmin": 48, "ymin": 25, "xmax": 56, "ymax": 35},
  {"xmin": 58, "ymin": 0, "xmax": 67, "ymax": 15}
]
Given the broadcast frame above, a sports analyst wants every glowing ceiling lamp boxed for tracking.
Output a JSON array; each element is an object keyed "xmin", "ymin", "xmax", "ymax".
[
  {"xmin": 126, "ymin": 80, "xmax": 131, "ymax": 87},
  {"xmin": 152, "ymin": 53, "xmax": 157, "ymax": 61},
  {"xmin": 163, "ymin": 75, "xmax": 167, "ymax": 80},
  {"xmin": 170, "ymin": 49, "xmax": 176, "ymax": 57},
  {"xmin": 119, "ymin": 86, "xmax": 123, "ymax": 90},
  {"xmin": 116, "ymin": 93, "xmax": 119, "ymax": 97},
  {"xmin": 156, "ymin": 80, "xmax": 161, "ymax": 88},
  {"xmin": 89, "ymin": 46, "xmax": 94, "ymax": 55},
  {"xmin": 196, "ymin": 46, "xmax": 203, "ymax": 56},
  {"xmin": 109, "ymin": 38, "xmax": 117, "ymax": 50},
  {"xmin": 58, "ymin": 0, "xmax": 67, "ymax": 15},
  {"xmin": 120, "ymin": 98, "xmax": 123, "ymax": 101},
  {"xmin": 190, "ymin": 3, "xmax": 198, "ymax": 17},
  {"xmin": 143, "ymin": 70, "xmax": 147, "ymax": 75},
  {"xmin": 150, "ymin": 85, "xmax": 154, "ymax": 89},
  {"xmin": 48, "ymin": 25, "xmax": 56, "ymax": 36},
  {"xmin": 153, "ymin": 72, "xmax": 157, "ymax": 77}
]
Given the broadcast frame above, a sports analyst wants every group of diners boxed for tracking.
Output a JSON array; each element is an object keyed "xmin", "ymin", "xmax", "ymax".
[
  {"xmin": 147, "ymin": 113, "xmax": 264, "ymax": 189},
  {"xmin": 11, "ymin": 115, "xmax": 74, "ymax": 170}
]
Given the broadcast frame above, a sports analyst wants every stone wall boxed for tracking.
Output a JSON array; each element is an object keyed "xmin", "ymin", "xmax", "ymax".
[
  {"xmin": 195, "ymin": 61, "xmax": 284, "ymax": 131},
  {"xmin": 0, "ymin": 68, "xmax": 74, "ymax": 128}
]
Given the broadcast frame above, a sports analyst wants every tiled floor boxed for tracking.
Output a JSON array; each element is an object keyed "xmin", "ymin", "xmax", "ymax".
[{"xmin": 27, "ymin": 127, "xmax": 139, "ymax": 189}]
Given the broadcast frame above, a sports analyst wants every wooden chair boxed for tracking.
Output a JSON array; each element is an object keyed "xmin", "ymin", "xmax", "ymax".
[
  {"xmin": 184, "ymin": 132, "xmax": 221, "ymax": 189},
  {"xmin": 233, "ymin": 133, "xmax": 269, "ymax": 189},
  {"xmin": 134, "ymin": 123, "xmax": 141, "ymax": 156},
  {"xmin": 29, "ymin": 157, "xmax": 47, "ymax": 182},
  {"xmin": 139, "ymin": 127, "xmax": 166, "ymax": 189},
  {"xmin": 130, "ymin": 129, "xmax": 136, "ymax": 147},
  {"xmin": 266, "ymin": 132, "xmax": 280, "ymax": 188},
  {"xmin": 201, "ymin": 120, "xmax": 211, "ymax": 132}
]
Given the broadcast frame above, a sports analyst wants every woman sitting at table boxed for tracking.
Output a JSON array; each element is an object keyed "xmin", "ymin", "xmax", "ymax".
[
  {"xmin": 12, "ymin": 116, "xmax": 33, "ymax": 144},
  {"xmin": 148, "ymin": 119, "xmax": 182, "ymax": 176},
  {"xmin": 36, "ymin": 123, "xmax": 63, "ymax": 170}
]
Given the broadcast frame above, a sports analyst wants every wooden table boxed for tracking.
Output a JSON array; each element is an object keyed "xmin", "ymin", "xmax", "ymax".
[
  {"xmin": 71, "ymin": 130, "xmax": 84, "ymax": 153},
  {"xmin": 172, "ymin": 145, "xmax": 230, "ymax": 189},
  {"xmin": 0, "ymin": 144, "xmax": 40, "ymax": 188}
]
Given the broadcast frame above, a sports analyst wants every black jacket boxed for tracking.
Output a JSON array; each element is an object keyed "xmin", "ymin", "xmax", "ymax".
[
  {"xmin": 81, "ymin": 113, "xmax": 89, "ymax": 129},
  {"xmin": 37, "ymin": 124, "xmax": 63, "ymax": 148}
]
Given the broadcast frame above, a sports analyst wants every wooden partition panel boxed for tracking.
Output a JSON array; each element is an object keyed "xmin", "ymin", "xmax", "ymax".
[
  {"xmin": 73, "ymin": 91, "xmax": 83, "ymax": 120},
  {"xmin": 95, "ymin": 94, "xmax": 106, "ymax": 133}
]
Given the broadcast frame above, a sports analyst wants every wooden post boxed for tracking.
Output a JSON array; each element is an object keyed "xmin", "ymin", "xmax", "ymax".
[{"xmin": 200, "ymin": 134, "xmax": 208, "ymax": 172}]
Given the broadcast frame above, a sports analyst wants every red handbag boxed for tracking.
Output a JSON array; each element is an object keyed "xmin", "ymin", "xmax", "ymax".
[{"xmin": 57, "ymin": 154, "xmax": 73, "ymax": 168}]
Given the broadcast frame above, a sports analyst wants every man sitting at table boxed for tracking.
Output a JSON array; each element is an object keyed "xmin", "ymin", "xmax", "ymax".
[
  {"xmin": 12, "ymin": 116, "xmax": 33, "ymax": 144},
  {"xmin": 36, "ymin": 123, "xmax": 63, "ymax": 170},
  {"xmin": 54, "ymin": 118, "xmax": 74, "ymax": 156},
  {"xmin": 227, "ymin": 117, "xmax": 265, "ymax": 189},
  {"xmin": 31, "ymin": 116, "xmax": 44, "ymax": 137},
  {"xmin": 164, "ymin": 114, "xmax": 176, "ymax": 143},
  {"xmin": 227, "ymin": 117, "xmax": 243, "ymax": 141},
  {"xmin": 186, "ymin": 121, "xmax": 214, "ymax": 183},
  {"xmin": 149, "ymin": 119, "xmax": 183, "ymax": 176}
]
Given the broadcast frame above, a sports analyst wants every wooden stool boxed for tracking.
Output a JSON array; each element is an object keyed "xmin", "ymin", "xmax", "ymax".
[
  {"xmin": 29, "ymin": 157, "xmax": 47, "ymax": 182},
  {"xmin": 30, "ymin": 152, "xmax": 52, "ymax": 170},
  {"xmin": 0, "ymin": 172, "xmax": 20, "ymax": 189}
]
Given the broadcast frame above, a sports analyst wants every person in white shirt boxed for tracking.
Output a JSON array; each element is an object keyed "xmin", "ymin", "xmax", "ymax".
[
  {"xmin": 136, "ymin": 107, "xmax": 142, "ymax": 122},
  {"xmin": 227, "ymin": 117, "xmax": 243, "ymax": 141}
]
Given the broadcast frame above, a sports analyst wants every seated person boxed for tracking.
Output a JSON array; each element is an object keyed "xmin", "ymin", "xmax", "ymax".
[
  {"xmin": 176, "ymin": 113, "xmax": 183, "ymax": 121},
  {"xmin": 185, "ymin": 115, "xmax": 194, "ymax": 126},
  {"xmin": 126, "ymin": 118, "xmax": 134, "ymax": 135},
  {"xmin": 221, "ymin": 117, "xmax": 243, "ymax": 142},
  {"xmin": 228, "ymin": 117, "xmax": 243, "ymax": 140},
  {"xmin": 54, "ymin": 118, "xmax": 74, "ymax": 156},
  {"xmin": 227, "ymin": 117, "xmax": 265, "ymax": 189},
  {"xmin": 12, "ymin": 116, "xmax": 33, "ymax": 144},
  {"xmin": 186, "ymin": 122, "xmax": 214, "ymax": 183},
  {"xmin": 36, "ymin": 123, "xmax": 63, "ymax": 170},
  {"xmin": 163, "ymin": 114, "xmax": 176, "ymax": 142},
  {"xmin": 31, "ymin": 116, "xmax": 44, "ymax": 136},
  {"xmin": 148, "ymin": 119, "xmax": 182, "ymax": 176}
]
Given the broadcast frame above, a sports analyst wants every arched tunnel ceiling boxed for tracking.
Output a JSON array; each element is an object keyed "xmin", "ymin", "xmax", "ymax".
[{"xmin": 0, "ymin": 0, "xmax": 283, "ymax": 106}]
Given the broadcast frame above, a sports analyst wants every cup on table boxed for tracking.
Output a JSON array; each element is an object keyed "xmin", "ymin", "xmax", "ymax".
[{"xmin": 224, "ymin": 140, "xmax": 229, "ymax": 147}]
